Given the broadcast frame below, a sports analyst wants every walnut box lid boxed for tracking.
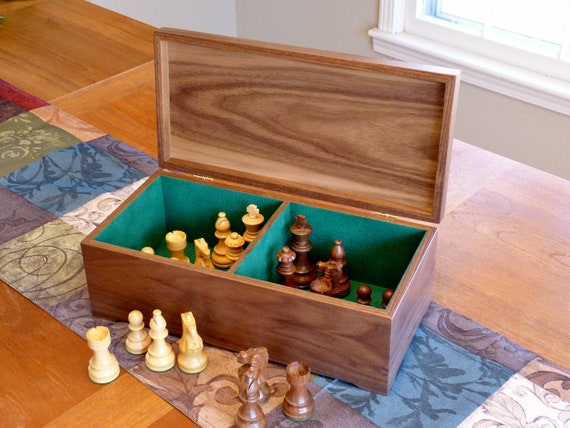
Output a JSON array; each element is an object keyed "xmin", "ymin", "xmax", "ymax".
[{"xmin": 154, "ymin": 28, "xmax": 460, "ymax": 223}]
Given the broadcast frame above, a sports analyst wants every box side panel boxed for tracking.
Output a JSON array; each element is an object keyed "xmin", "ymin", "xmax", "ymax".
[
  {"xmin": 386, "ymin": 229, "xmax": 437, "ymax": 390},
  {"xmin": 81, "ymin": 240, "xmax": 392, "ymax": 393}
]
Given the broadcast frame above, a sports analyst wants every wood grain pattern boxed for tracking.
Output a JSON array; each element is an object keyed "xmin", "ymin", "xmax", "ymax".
[
  {"xmin": 155, "ymin": 29, "xmax": 460, "ymax": 223},
  {"xmin": 0, "ymin": 0, "xmax": 154, "ymax": 101},
  {"xmin": 82, "ymin": 197, "xmax": 437, "ymax": 394}
]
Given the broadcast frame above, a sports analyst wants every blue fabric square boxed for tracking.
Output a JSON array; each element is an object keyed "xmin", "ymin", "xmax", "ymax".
[
  {"xmin": 314, "ymin": 324, "xmax": 514, "ymax": 427},
  {"xmin": 0, "ymin": 142, "xmax": 147, "ymax": 215}
]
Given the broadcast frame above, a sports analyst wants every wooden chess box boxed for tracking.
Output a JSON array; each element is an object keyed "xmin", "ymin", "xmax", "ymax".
[{"xmin": 81, "ymin": 28, "xmax": 459, "ymax": 394}]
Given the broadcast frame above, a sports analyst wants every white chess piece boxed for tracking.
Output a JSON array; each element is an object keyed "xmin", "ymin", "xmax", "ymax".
[
  {"xmin": 145, "ymin": 309, "xmax": 176, "ymax": 372},
  {"xmin": 86, "ymin": 326, "xmax": 120, "ymax": 384},
  {"xmin": 177, "ymin": 311, "xmax": 208, "ymax": 374},
  {"xmin": 125, "ymin": 310, "xmax": 151, "ymax": 355}
]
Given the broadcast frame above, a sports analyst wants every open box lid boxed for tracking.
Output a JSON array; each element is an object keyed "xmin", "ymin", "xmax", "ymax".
[{"xmin": 154, "ymin": 28, "xmax": 460, "ymax": 223}]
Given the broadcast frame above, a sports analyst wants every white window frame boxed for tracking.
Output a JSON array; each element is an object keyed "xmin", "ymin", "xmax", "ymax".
[{"xmin": 369, "ymin": 0, "xmax": 570, "ymax": 116}]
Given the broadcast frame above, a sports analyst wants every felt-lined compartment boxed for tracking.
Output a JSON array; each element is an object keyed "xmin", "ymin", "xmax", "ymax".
[
  {"xmin": 94, "ymin": 175, "xmax": 283, "ymax": 261},
  {"xmin": 235, "ymin": 203, "xmax": 426, "ymax": 308},
  {"xmin": 94, "ymin": 176, "xmax": 426, "ymax": 309}
]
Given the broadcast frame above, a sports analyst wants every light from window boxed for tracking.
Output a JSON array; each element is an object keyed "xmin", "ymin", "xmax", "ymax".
[{"xmin": 422, "ymin": 0, "xmax": 570, "ymax": 61}]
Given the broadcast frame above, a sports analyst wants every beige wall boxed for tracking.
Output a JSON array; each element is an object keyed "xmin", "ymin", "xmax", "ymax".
[
  {"xmin": 236, "ymin": 0, "xmax": 570, "ymax": 180},
  {"xmin": 88, "ymin": 0, "xmax": 569, "ymax": 180}
]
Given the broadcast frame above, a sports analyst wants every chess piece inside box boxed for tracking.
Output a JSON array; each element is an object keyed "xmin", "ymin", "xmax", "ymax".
[
  {"xmin": 194, "ymin": 238, "xmax": 214, "ymax": 269},
  {"xmin": 141, "ymin": 246, "xmax": 155, "ymax": 255},
  {"xmin": 357, "ymin": 284, "xmax": 372, "ymax": 305},
  {"xmin": 329, "ymin": 239, "xmax": 351, "ymax": 297},
  {"xmin": 289, "ymin": 214, "xmax": 317, "ymax": 289},
  {"xmin": 225, "ymin": 232, "xmax": 245, "ymax": 264},
  {"xmin": 145, "ymin": 309, "xmax": 176, "ymax": 372},
  {"xmin": 382, "ymin": 288, "xmax": 394, "ymax": 308},
  {"xmin": 125, "ymin": 309, "xmax": 151, "ymax": 355},
  {"xmin": 276, "ymin": 246, "xmax": 296, "ymax": 287},
  {"xmin": 242, "ymin": 204, "xmax": 264, "ymax": 243},
  {"xmin": 282, "ymin": 361, "xmax": 314, "ymax": 422},
  {"xmin": 86, "ymin": 325, "xmax": 120, "ymax": 384},
  {"xmin": 309, "ymin": 260, "xmax": 339, "ymax": 295},
  {"xmin": 212, "ymin": 212, "xmax": 233, "ymax": 268},
  {"xmin": 177, "ymin": 311, "xmax": 208, "ymax": 374},
  {"xmin": 237, "ymin": 347, "xmax": 271, "ymax": 406},
  {"xmin": 166, "ymin": 230, "xmax": 190, "ymax": 262}
]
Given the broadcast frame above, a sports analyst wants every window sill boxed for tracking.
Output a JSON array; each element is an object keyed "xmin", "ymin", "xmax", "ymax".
[{"xmin": 368, "ymin": 28, "xmax": 570, "ymax": 116}]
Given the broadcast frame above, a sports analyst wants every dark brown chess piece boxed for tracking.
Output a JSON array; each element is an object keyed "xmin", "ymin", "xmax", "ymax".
[
  {"xmin": 382, "ymin": 288, "xmax": 394, "ymax": 308},
  {"xmin": 235, "ymin": 367, "xmax": 266, "ymax": 428},
  {"xmin": 357, "ymin": 284, "xmax": 372, "ymax": 305},
  {"xmin": 309, "ymin": 260, "xmax": 339, "ymax": 295},
  {"xmin": 276, "ymin": 246, "xmax": 296, "ymax": 287},
  {"xmin": 237, "ymin": 347, "xmax": 271, "ymax": 406},
  {"xmin": 289, "ymin": 214, "xmax": 317, "ymax": 289},
  {"xmin": 282, "ymin": 361, "xmax": 314, "ymax": 422}
]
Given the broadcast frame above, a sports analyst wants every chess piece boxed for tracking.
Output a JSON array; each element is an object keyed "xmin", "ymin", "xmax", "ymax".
[
  {"xmin": 86, "ymin": 325, "xmax": 120, "ymax": 384},
  {"xmin": 225, "ymin": 232, "xmax": 245, "ymax": 263},
  {"xmin": 235, "ymin": 366, "xmax": 266, "ymax": 428},
  {"xmin": 242, "ymin": 204, "xmax": 265, "ymax": 243},
  {"xmin": 177, "ymin": 311, "xmax": 208, "ymax": 374},
  {"xmin": 329, "ymin": 240, "xmax": 350, "ymax": 297},
  {"xmin": 289, "ymin": 214, "xmax": 317, "ymax": 289},
  {"xmin": 282, "ymin": 361, "xmax": 314, "ymax": 422},
  {"xmin": 141, "ymin": 246, "xmax": 155, "ymax": 255},
  {"xmin": 125, "ymin": 310, "xmax": 151, "ymax": 354},
  {"xmin": 310, "ymin": 260, "xmax": 341, "ymax": 295},
  {"xmin": 276, "ymin": 246, "xmax": 296, "ymax": 287},
  {"xmin": 237, "ymin": 347, "xmax": 270, "ymax": 406},
  {"xmin": 356, "ymin": 284, "xmax": 372, "ymax": 305},
  {"xmin": 145, "ymin": 309, "xmax": 176, "ymax": 372},
  {"xmin": 382, "ymin": 288, "xmax": 394, "ymax": 308},
  {"xmin": 194, "ymin": 238, "xmax": 214, "ymax": 269},
  {"xmin": 165, "ymin": 230, "xmax": 190, "ymax": 262},
  {"xmin": 212, "ymin": 212, "xmax": 233, "ymax": 268}
]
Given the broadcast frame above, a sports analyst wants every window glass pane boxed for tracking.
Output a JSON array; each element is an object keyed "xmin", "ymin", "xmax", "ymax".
[{"xmin": 423, "ymin": 0, "xmax": 570, "ymax": 59}]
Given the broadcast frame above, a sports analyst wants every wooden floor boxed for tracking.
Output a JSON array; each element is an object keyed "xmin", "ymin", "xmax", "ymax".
[{"xmin": 1, "ymin": 0, "xmax": 570, "ymax": 425}]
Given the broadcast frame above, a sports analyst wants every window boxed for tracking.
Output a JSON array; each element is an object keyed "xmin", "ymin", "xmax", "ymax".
[{"xmin": 369, "ymin": 0, "xmax": 570, "ymax": 115}]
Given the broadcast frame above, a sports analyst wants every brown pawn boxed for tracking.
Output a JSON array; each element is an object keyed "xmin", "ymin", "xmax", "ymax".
[
  {"xmin": 282, "ymin": 361, "xmax": 314, "ymax": 422},
  {"xmin": 212, "ymin": 212, "xmax": 232, "ymax": 268},
  {"xmin": 235, "ymin": 366, "xmax": 266, "ymax": 428},
  {"xmin": 382, "ymin": 288, "xmax": 394, "ymax": 308},
  {"xmin": 276, "ymin": 246, "xmax": 296, "ymax": 287},
  {"xmin": 225, "ymin": 232, "xmax": 245, "ymax": 264},
  {"xmin": 289, "ymin": 214, "xmax": 317, "ymax": 289},
  {"xmin": 356, "ymin": 284, "xmax": 372, "ymax": 305}
]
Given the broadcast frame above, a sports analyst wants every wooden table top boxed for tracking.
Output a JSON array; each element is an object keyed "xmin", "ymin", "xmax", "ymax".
[{"xmin": 1, "ymin": 0, "xmax": 569, "ymax": 425}]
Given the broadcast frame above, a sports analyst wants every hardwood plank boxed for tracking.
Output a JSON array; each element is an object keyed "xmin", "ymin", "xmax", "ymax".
[
  {"xmin": 0, "ymin": 281, "xmax": 198, "ymax": 427},
  {"xmin": 0, "ymin": 0, "xmax": 154, "ymax": 100},
  {"xmin": 52, "ymin": 62, "xmax": 158, "ymax": 157}
]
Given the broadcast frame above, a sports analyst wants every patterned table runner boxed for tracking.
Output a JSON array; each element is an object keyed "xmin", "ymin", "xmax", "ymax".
[{"xmin": 1, "ymin": 79, "xmax": 569, "ymax": 427}]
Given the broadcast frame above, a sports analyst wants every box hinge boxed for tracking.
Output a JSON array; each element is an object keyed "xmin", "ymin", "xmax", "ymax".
[
  {"xmin": 373, "ymin": 211, "xmax": 397, "ymax": 221},
  {"xmin": 193, "ymin": 174, "xmax": 214, "ymax": 182}
]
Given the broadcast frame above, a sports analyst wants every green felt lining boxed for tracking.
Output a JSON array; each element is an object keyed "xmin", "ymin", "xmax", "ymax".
[
  {"xmin": 95, "ymin": 177, "xmax": 426, "ymax": 308},
  {"xmin": 235, "ymin": 203, "xmax": 425, "ymax": 295},
  {"xmin": 94, "ymin": 175, "xmax": 283, "ymax": 261}
]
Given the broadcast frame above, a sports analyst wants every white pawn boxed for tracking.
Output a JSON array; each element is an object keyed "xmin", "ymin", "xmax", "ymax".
[
  {"xmin": 177, "ymin": 311, "xmax": 208, "ymax": 374},
  {"xmin": 125, "ymin": 310, "xmax": 151, "ymax": 355},
  {"xmin": 86, "ymin": 326, "xmax": 120, "ymax": 384},
  {"xmin": 145, "ymin": 309, "xmax": 176, "ymax": 372}
]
